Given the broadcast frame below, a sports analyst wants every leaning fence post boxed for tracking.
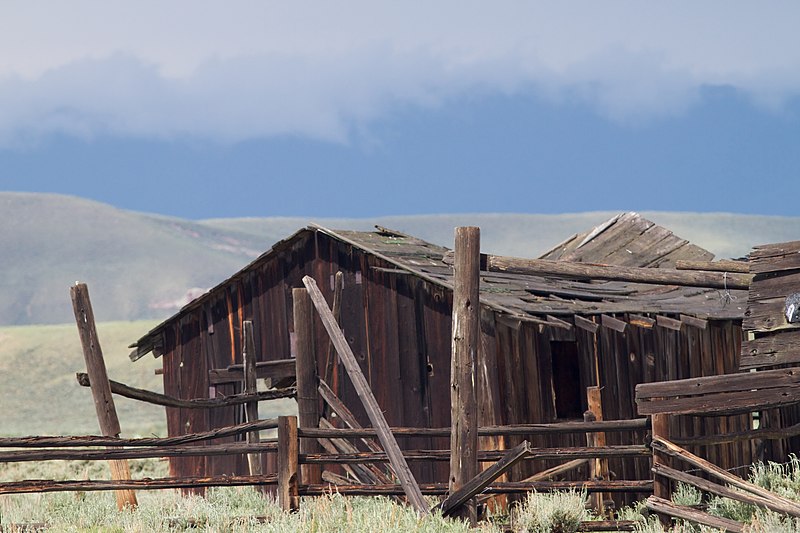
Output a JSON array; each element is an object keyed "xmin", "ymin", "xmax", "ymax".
[
  {"xmin": 278, "ymin": 415, "xmax": 299, "ymax": 512},
  {"xmin": 586, "ymin": 386, "xmax": 609, "ymax": 514},
  {"xmin": 450, "ymin": 226, "xmax": 480, "ymax": 525},
  {"xmin": 70, "ymin": 283, "xmax": 138, "ymax": 510},
  {"xmin": 293, "ymin": 288, "xmax": 322, "ymax": 485},
  {"xmin": 651, "ymin": 413, "xmax": 671, "ymax": 525}
]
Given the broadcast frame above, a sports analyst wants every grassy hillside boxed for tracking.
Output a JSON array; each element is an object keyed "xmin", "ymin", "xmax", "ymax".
[{"xmin": 2, "ymin": 191, "xmax": 799, "ymax": 327}]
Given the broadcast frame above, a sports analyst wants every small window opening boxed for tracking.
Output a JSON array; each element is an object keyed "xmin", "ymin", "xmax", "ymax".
[{"xmin": 551, "ymin": 341, "xmax": 583, "ymax": 419}]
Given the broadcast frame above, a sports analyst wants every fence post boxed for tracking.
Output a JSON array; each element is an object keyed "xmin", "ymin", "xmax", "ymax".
[
  {"xmin": 70, "ymin": 283, "xmax": 138, "ymax": 510},
  {"xmin": 450, "ymin": 226, "xmax": 480, "ymax": 525},
  {"xmin": 293, "ymin": 287, "xmax": 322, "ymax": 485},
  {"xmin": 652, "ymin": 413, "xmax": 671, "ymax": 525},
  {"xmin": 242, "ymin": 321, "xmax": 265, "ymax": 492},
  {"xmin": 278, "ymin": 415, "xmax": 299, "ymax": 512},
  {"xmin": 586, "ymin": 386, "xmax": 609, "ymax": 515}
]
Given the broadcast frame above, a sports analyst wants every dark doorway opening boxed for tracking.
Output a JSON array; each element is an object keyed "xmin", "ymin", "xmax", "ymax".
[{"xmin": 551, "ymin": 341, "xmax": 583, "ymax": 419}]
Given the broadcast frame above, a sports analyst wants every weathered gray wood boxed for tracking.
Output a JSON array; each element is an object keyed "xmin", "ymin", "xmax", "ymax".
[
  {"xmin": 449, "ymin": 226, "xmax": 480, "ymax": 524},
  {"xmin": 0, "ymin": 442, "xmax": 277, "ymax": 463},
  {"xmin": 740, "ymin": 329, "xmax": 800, "ymax": 369},
  {"xmin": 302, "ymin": 275, "xmax": 429, "ymax": 514},
  {"xmin": 438, "ymin": 440, "xmax": 530, "ymax": 517},
  {"xmin": 521, "ymin": 459, "xmax": 588, "ymax": 482},
  {"xmin": 322, "ymin": 271, "xmax": 344, "ymax": 392},
  {"xmin": 0, "ymin": 419, "xmax": 279, "ymax": 448},
  {"xmin": 653, "ymin": 463, "xmax": 800, "ymax": 517},
  {"xmin": 77, "ymin": 373, "xmax": 296, "ymax": 408},
  {"xmin": 638, "ymin": 386, "xmax": 800, "ymax": 415},
  {"xmin": 0, "ymin": 475, "xmax": 278, "ymax": 495},
  {"xmin": 70, "ymin": 283, "xmax": 137, "ymax": 510},
  {"xmin": 242, "ymin": 321, "xmax": 263, "ymax": 479},
  {"xmin": 278, "ymin": 416, "xmax": 299, "ymax": 512},
  {"xmin": 655, "ymin": 315, "xmax": 682, "ymax": 331},
  {"xmin": 645, "ymin": 496, "xmax": 744, "ymax": 533},
  {"xmin": 482, "ymin": 255, "xmax": 752, "ymax": 289},
  {"xmin": 296, "ymin": 418, "xmax": 650, "ymax": 438},
  {"xmin": 600, "ymin": 314, "xmax": 627, "ymax": 332},
  {"xmin": 576, "ymin": 521, "xmax": 637, "ymax": 532},
  {"xmin": 318, "ymin": 418, "xmax": 393, "ymax": 485},
  {"xmin": 299, "ymin": 480, "xmax": 653, "ymax": 496},
  {"xmin": 300, "ymin": 445, "xmax": 650, "ymax": 463},
  {"xmin": 680, "ymin": 314, "xmax": 708, "ymax": 330},
  {"xmin": 208, "ymin": 358, "xmax": 296, "ymax": 385},
  {"xmin": 652, "ymin": 437, "xmax": 800, "ymax": 515},
  {"xmin": 651, "ymin": 414, "xmax": 671, "ymax": 505},
  {"xmin": 636, "ymin": 366, "xmax": 800, "ymax": 399},
  {"xmin": 293, "ymin": 288, "xmax": 322, "ymax": 484},
  {"xmin": 318, "ymin": 379, "xmax": 383, "ymax": 454},
  {"xmin": 574, "ymin": 315, "xmax": 600, "ymax": 333},
  {"xmin": 675, "ymin": 260, "xmax": 749, "ymax": 273}
]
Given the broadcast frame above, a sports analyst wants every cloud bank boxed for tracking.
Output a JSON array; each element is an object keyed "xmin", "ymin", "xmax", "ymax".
[{"xmin": 1, "ymin": 1, "xmax": 799, "ymax": 145}]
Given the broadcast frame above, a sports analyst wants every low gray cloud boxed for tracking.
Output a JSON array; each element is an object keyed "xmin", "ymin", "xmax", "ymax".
[{"xmin": 1, "ymin": 2, "xmax": 798, "ymax": 145}]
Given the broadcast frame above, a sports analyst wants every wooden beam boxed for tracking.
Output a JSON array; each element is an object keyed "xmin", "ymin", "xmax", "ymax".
[
  {"xmin": 208, "ymin": 358, "xmax": 296, "ymax": 385},
  {"xmin": 481, "ymin": 255, "xmax": 752, "ymax": 289},
  {"xmin": 449, "ymin": 226, "xmax": 480, "ymax": 524},
  {"xmin": 293, "ymin": 288, "xmax": 322, "ymax": 485},
  {"xmin": 586, "ymin": 387, "xmax": 608, "ymax": 515},
  {"xmin": 76, "ymin": 373, "xmax": 295, "ymax": 408},
  {"xmin": 675, "ymin": 259, "xmax": 749, "ymax": 273},
  {"xmin": 0, "ymin": 442, "xmax": 277, "ymax": 463},
  {"xmin": 318, "ymin": 379, "xmax": 383, "ymax": 454},
  {"xmin": 651, "ymin": 415, "xmax": 671, "ymax": 507},
  {"xmin": 645, "ymin": 496, "xmax": 744, "ymax": 533},
  {"xmin": 277, "ymin": 416, "xmax": 299, "ymax": 512},
  {"xmin": 680, "ymin": 314, "xmax": 708, "ymax": 330},
  {"xmin": 574, "ymin": 315, "xmax": 600, "ymax": 334},
  {"xmin": 437, "ymin": 440, "xmax": 530, "ymax": 517},
  {"xmin": 242, "ymin": 321, "xmax": 263, "ymax": 480},
  {"xmin": 655, "ymin": 315, "xmax": 683, "ymax": 331},
  {"xmin": 0, "ymin": 475, "xmax": 278, "ymax": 495},
  {"xmin": 70, "ymin": 283, "xmax": 137, "ymax": 510},
  {"xmin": 600, "ymin": 314, "xmax": 627, "ymax": 333},
  {"xmin": 520, "ymin": 459, "xmax": 588, "ymax": 483},
  {"xmin": 652, "ymin": 437, "xmax": 800, "ymax": 515},
  {"xmin": 302, "ymin": 275, "xmax": 429, "ymax": 514},
  {"xmin": 322, "ymin": 271, "xmax": 344, "ymax": 405}
]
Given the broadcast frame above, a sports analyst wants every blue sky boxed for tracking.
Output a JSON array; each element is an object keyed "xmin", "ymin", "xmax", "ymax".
[{"xmin": 1, "ymin": 2, "xmax": 798, "ymax": 219}]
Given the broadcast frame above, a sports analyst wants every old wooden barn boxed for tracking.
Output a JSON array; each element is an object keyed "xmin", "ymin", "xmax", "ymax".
[{"xmin": 130, "ymin": 213, "xmax": 759, "ymax": 488}]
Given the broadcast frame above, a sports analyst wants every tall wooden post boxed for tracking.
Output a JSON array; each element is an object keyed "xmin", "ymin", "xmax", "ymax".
[
  {"xmin": 652, "ymin": 413, "xmax": 671, "ymax": 526},
  {"xmin": 278, "ymin": 415, "xmax": 299, "ymax": 512},
  {"xmin": 242, "ymin": 321, "xmax": 264, "ymax": 481},
  {"xmin": 70, "ymin": 283, "xmax": 138, "ymax": 510},
  {"xmin": 293, "ymin": 288, "xmax": 322, "ymax": 484},
  {"xmin": 449, "ymin": 227, "xmax": 480, "ymax": 525},
  {"xmin": 586, "ymin": 386, "xmax": 609, "ymax": 514}
]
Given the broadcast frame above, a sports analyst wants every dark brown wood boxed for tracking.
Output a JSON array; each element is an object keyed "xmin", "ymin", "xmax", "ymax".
[
  {"xmin": 322, "ymin": 271, "xmax": 344, "ymax": 397},
  {"xmin": 0, "ymin": 475, "xmax": 278, "ymax": 495},
  {"xmin": 675, "ymin": 260, "xmax": 749, "ymax": 273},
  {"xmin": 299, "ymin": 480, "xmax": 653, "ymax": 496},
  {"xmin": 521, "ymin": 459, "xmax": 588, "ymax": 482},
  {"xmin": 679, "ymin": 314, "xmax": 708, "ymax": 330},
  {"xmin": 740, "ymin": 329, "xmax": 800, "ymax": 369},
  {"xmin": 278, "ymin": 416, "xmax": 299, "ymax": 512},
  {"xmin": 574, "ymin": 315, "xmax": 600, "ymax": 333},
  {"xmin": 636, "ymin": 366, "xmax": 800, "ymax": 399},
  {"xmin": 317, "ymin": 418, "xmax": 392, "ymax": 485},
  {"xmin": 628, "ymin": 314, "xmax": 655, "ymax": 328},
  {"xmin": 449, "ymin": 226, "xmax": 480, "ymax": 524},
  {"xmin": 0, "ymin": 419, "xmax": 279, "ymax": 448},
  {"xmin": 242, "ymin": 321, "xmax": 263, "ymax": 479},
  {"xmin": 300, "ymin": 445, "xmax": 650, "ymax": 463},
  {"xmin": 652, "ymin": 437, "xmax": 800, "ymax": 515},
  {"xmin": 653, "ymin": 463, "xmax": 800, "ymax": 517},
  {"xmin": 672, "ymin": 421, "xmax": 800, "ymax": 446},
  {"xmin": 586, "ymin": 387, "xmax": 608, "ymax": 514},
  {"xmin": 70, "ymin": 283, "xmax": 137, "ymax": 510},
  {"xmin": 438, "ymin": 440, "xmax": 530, "ymax": 517},
  {"xmin": 302, "ymin": 275, "xmax": 429, "ymax": 514},
  {"xmin": 207, "ymin": 358, "xmax": 297, "ymax": 385},
  {"xmin": 655, "ymin": 315, "xmax": 682, "ymax": 331},
  {"xmin": 482, "ymin": 255, "xmax": 752, "ymax": 289},
  {"xmin": 318, "ymin": 379, "xmax": 383, "ymax": 454},
  {"xmin": 600, "ymin": 314, "xmax": 627, "ymax": 333},
  {"xmin": 0, "ymin": 442, "xmax": 277, "ymax": 463},
  {"xmin": 638, "ymin": 386, "xmax": 800, "ymax": 415},
  {"xmin": 76, "ymin": 373, "xmax": 296, "ymax": 408},
  {"xmin": 293, "ymin": 288, "xmax": 322, "ymax": 485},
  {"xmin": 316, "ymin": 436, "xmax": 371, "ymax": 484},
  {"xmin": 296, "ymin": 418, "xmax": 650, "ymax": 439},
  {"xmin": 645, "ymin": 496, "xmax": 744, "ymax": 533}
]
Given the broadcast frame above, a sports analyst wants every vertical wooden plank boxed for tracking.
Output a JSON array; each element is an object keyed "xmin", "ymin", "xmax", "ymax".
[
  {"xmin": 293, "ymin": 288, "xmax": 322, "ymax": 485},
  {"xmin": 242, "ymin": 321, "xmax": 263, "ymax": 479},
  {"xmin": 278, "ymin": 415, "xmax": 299, "ymax": 512},
  {"xmin": 586, "ymin": 386, "xmax": 608, "ymax": 515},
  {"xmin": 651, "ymin": 413, "xmax": 671, "ymax": 526},
  {"xmin": 70, "ymin": 283, "xmax": 138, "ymax": 510},
  {"xmin": 449, "ymin": 226, "xmax": 480, "ymax": 524}
]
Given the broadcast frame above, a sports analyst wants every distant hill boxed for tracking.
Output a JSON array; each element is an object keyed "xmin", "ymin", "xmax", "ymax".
[{"xmin": 1, "ymin": 191, "xmax": 797, "ymax": 326}]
